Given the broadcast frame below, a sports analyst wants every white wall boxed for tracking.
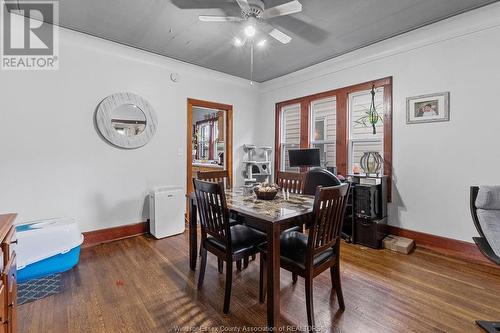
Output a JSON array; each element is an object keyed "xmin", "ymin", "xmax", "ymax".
[
  {"xmin": 0, "ymin": 15, "xmax": 259, "ymax": 232},
  {"xmin": 257, "ymin": 3, "xmax": 500, "ymax": 242}
]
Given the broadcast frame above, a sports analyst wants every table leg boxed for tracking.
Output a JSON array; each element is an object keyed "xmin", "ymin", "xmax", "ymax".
[
  {"xmin": 189, "ymin": 197, "xmax": 198, "ymax": 271},
  {"xmin": 267, "ymin": 223, "xmax": 281, "ymax": 329}
]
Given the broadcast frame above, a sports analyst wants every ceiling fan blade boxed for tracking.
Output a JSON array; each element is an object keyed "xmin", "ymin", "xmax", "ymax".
[
  {"xmin": 198, "ymin": 15, "xmax": 243, "ymax": 22},
  {"xmin": 268, "ymin": 28, "xmax": 292, "ymax": 44},
  {"xmin": 235, "ymin": 0, "xmax": 250, "ymax": 11},
  {"xmin": 262, "ymin": 0, "xmax": 302, "ymax": 19}
]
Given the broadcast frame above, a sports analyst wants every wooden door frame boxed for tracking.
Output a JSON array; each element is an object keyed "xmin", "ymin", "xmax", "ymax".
[{"xmin": 186, "ymin": 98, "xmax": 233, "ymax": 197}]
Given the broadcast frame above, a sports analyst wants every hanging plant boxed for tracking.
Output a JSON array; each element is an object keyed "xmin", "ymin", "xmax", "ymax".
[{"xmin": 353, "ymin": 84, "xmax": 384, "ymax": 135}]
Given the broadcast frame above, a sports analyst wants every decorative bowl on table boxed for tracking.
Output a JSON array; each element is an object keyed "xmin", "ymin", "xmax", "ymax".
[{"xmin": 253, "ymin": 183, "xmax": 279, "ymax": 200}]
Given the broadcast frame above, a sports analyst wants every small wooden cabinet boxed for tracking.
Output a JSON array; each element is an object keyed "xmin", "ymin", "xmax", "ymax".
[{"xmin": 0, "ymin": 214, "xmax": 17, "ymax": 333}]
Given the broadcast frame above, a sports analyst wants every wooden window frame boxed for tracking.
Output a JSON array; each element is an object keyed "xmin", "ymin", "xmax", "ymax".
[{"xmin": 275, "ymin": 76, "xmax": 393, "ymax": 200}]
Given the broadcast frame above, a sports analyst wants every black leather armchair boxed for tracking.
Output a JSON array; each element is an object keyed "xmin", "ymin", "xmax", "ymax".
[
  {"xmin": 303, "ymin": 168, "xmax": 341, "ymax": 195},
  {"xmin": 470, "ymin": 186, "xmax": 500, "ymax": 264},
  {"xmin": 470, "ymin": 186, "xmax": 500, "ymax": 333}
]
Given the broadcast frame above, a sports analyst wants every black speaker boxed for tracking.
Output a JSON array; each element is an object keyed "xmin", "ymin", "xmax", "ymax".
[
  {"xmin": 354, "ymin": 185, "xmax": 377, "ymax": 218},
  {"xmin": 351, "ymin": 176, "xmax": 388, "ymax": 249},
  {"xmin": 354, "ymin": 183, "xmax": 387, "ymax": 219}
]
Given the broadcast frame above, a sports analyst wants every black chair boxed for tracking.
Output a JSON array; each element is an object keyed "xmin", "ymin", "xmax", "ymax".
[
  {"xmin": 259, "ymin": 183, "xmax": 350, "ymax": 328},
  {"xmin": 470, "ymin": 186, "xmax": 500, "ymax": 333},
  {"xmin": 470, "ymin": 186, "xmax": 500, "ymax": 265},
  {"xmin": 193, "ymin": 179, "xmax": 266, "ymax": 314},
  {"xmin": 303, "ymin": 168, "xmax": 341, "ymax": 195},
  {"xmin": 197, "ymin": 170, "xmax": 246, "ymax": 272}
]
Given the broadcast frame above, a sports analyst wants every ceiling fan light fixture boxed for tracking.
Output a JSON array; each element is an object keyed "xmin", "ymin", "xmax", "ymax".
[
  {"xmin": 244, "ymin": 24, "xmax": 256, "ymax": 37},
  {"xmin": 234, "ymin": 37, "xmax": 244, "ymax": 47}
]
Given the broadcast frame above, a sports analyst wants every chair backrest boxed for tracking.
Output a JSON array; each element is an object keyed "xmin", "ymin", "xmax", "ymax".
[
  {"xmin": 307, "ymin": 183, "xmax": 350, "ymax": 259},
  {"xmin": 197, "ymin": 170, "xmax": 228, "ymax": 187},
  {"xmin": 303, "ymin": 168, "xmax": 341, "ymax": 195},
  {"xmin": 276, "ymin": 171, "xmax": 305, "ymax": 194},
  {"xmin": 193, "ymin": 179, "xmax": 230, "ymax": 245}
]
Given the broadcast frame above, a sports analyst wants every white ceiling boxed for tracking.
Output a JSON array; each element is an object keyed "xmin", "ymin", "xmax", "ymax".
[{"xmin": 8, "ymin": 0, "xmax": 499, "ymax": 82}]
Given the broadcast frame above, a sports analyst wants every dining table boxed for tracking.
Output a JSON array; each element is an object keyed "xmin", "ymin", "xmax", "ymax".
[{"xmin": 188, "ymin": 187, "xmax": 314, "ymax": 329}]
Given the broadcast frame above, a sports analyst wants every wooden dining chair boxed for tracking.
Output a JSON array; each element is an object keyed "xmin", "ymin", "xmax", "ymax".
[
  {"xmin": 258, "ymin": 183, "xmax": 350, "ymax": 328},
  {"xmin": 276, "ymin": 171, "xmax": 305, "ymax": 194},
  {"xmin": 194, "ymin": 179, "xmax": 266, "ymax": 314},
  {"xmin": 276, "ymin": 171, "xmax": 306, "ymax": 248},
  {"xmin": 197, "ymin": 170, "xmax": 249, "ymax": 271},
  {"xmin": 197, "ymin": 170, "xmax": 228, "ymax": 186}
]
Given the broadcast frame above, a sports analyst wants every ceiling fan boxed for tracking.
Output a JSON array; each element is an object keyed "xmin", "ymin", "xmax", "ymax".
[{"xmin": 198, "ymin": 0, "xmax": 302, "ymax": 44}]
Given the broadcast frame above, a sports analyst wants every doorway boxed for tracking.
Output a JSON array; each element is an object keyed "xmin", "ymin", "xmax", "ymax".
[{"xmin": 186, "ymin": 98, "xmax": 233, "ymax": 200}]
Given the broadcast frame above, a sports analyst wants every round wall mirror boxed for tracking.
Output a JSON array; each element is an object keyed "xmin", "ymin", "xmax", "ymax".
[
  {"xmin": 111, "ymin": 104, "xmax": 147, "ymax": 137},
  {"xmin": 95, "ymin": 92, "xmax": 157, "ymax": 149}
]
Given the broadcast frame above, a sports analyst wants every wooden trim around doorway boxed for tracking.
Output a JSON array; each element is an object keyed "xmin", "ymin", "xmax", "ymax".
[{"xmin": 186, "ymin": 98, "xmax": 233, "ymax": 198}]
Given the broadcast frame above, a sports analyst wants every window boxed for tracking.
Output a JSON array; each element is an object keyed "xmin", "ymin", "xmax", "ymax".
[
  {"xmin": 348, "ymin": 88, "xmax": 384, "ymax": 173},
  {"xmin": 274, "ymin": 77, "xmax": 392, "ymax": 199},
  {"xmin": 197, "ymin": 122, "xmax": 211, "ymax": 159},
  {"xmin": 310, "ymin": 97, "xmax": 336, "ymax": 168},
  {"xmin": 280, "ymin": 103, "xmax": 301, "ymax": 171}
]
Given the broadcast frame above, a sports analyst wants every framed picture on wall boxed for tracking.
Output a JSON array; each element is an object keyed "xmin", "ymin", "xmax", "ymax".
[{"xmin": 406, "ymin": 92, "xmax": 450, "ymax": 124}]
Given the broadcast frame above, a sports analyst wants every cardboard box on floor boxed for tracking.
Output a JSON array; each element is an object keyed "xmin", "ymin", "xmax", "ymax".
[{"xmin": 383, "ymin": 235, "xmax": 415, "ymax": 254}]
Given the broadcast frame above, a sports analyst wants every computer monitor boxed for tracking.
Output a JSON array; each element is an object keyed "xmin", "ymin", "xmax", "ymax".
[{"xmin": 288, "ymin": 148, "xmax": 321, "ymax": 168}]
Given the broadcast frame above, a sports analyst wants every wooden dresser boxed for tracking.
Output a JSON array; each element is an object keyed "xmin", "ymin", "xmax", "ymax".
[{"xmin": 0, "ymin": 214, "xmax": 17, "ymax": 333}]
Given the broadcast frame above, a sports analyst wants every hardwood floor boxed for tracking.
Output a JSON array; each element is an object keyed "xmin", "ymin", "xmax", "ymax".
[{"xmin": 19, "ymin": 232, "xmax": 500, "ymax": 332}]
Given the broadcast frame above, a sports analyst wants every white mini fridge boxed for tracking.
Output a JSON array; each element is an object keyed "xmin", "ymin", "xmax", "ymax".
[{"xmin": 149, "ymin": 187, "xmax": 185, "ymax": 239}]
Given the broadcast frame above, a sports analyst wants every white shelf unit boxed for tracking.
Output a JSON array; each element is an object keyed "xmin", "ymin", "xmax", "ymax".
[{"xmin": 242, "ymin": 145, "xmax": 272, "ymax": 184}]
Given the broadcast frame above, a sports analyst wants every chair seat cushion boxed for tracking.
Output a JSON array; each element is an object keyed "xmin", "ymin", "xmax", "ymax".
[
  {"xmin": 476, "ymin": 209, "xmax": 500, "ymax": 257},
  {"xmin": 259, "ymin": 231, "xmax": 334, "ymax": 270},
  {"xmin": 205, "ymin": 224, "xmax": 266, "ymax": 256}
]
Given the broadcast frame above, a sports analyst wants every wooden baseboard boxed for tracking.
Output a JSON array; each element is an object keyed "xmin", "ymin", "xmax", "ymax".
[
  {"xmin": 81, "ymin": 220, "xmax": 495, "ymax": 267},
  {"xmin": 388, "ymin": 225, "xmax": 495, "ymax": 267},
  {"xmin": 83, "ymin": 221, "xmax": 149, "ymax": 248}
]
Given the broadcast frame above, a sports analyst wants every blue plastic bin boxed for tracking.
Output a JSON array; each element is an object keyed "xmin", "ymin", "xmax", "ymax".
[{"xmin": 16, "ymin": 218, "xmax": 84, "ymax": 283}]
